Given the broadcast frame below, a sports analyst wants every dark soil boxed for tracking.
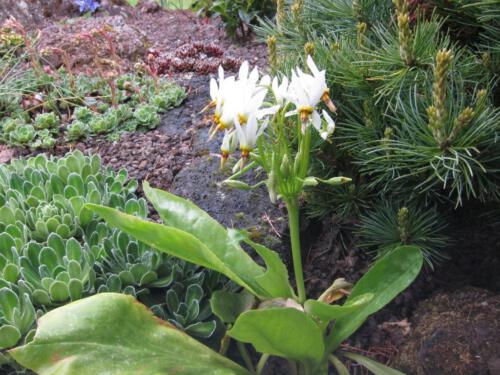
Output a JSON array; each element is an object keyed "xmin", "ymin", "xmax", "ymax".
[{"xmin": 395, "ymin": 287, "xmax": 500, "ymax": 375}]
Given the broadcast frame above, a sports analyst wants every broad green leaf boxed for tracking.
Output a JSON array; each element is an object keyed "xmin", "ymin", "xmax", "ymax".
[
  {"xmin": 239, "ymin": 233, "xmax": 293, "ymax": 298},
  {"xmin": 342, "ymin": 352, "xmax": 405, "ymax": 375},
  {"xmin": 86, "ymin": 204, "xmax": 267, "ymax": 298},
  {"xmin": 10, "ymin": 293, "xmax": 250, "ymax": 375},
  {"xmin": 327, "ymin": 246, "xmax": 423, "ymax": 351},
  {"xmin": 304, "ymin": 293, "xmax": 373, "ymax": 323},
  {"xmin": 228, "ymin": 308, "xmax": 324, "ymax": 362},
  {"xmin": 144, "ymin": 183, "xmax": 291, "ymax": 299},
  {"xmin": 210, "ymin": 290, "xmax": 255, "ymax": 323},
  {"xmin": 144, "ymin": 184, "xmax": 265, "ymax": 288}
]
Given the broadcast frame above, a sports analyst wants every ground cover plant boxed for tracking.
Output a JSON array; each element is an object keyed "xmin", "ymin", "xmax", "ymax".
[
  {"xmin": 0, "ymin": 20, "xmax": 186, "ymax": 150},
  {"xmin": 258, "ymin": 0, "xmax": 500, "ymax": 266},
  {"xmin": 8, "ymin": 58, "xmax": 424, "ymax": 375},
  {"xmin": 0, "ymin": 150, "xmax": 225, "ymax": 372}
]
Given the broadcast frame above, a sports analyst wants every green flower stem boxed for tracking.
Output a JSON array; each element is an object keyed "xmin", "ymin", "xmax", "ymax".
[
  {"xmin": 256, "ymin": 354, "xmax": 270, "ymax": 374},
  {"xmin": 228, "ymin": 161, "xmax": 257, "ymax": 180},
  {"xmin": 285, "ymin": 198, "xmax": 306, "ymax": 304},
  {"xmin": 236, "ymin": 341, "xmax": 255, "ymax": 373}
]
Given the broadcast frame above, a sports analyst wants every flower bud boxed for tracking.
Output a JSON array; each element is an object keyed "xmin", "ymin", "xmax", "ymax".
[
  {"xmin": 267, "ymin": 171, "xmax": 278, "ymax": 203},
  {"xmin": 302, "ymin": 177, "xmax": 319, "ymax": 187},
  {"xmin": 280, "ymin": 154, "xmax": 291, "ymax": 178},
  {"xmin": 222, "ymin": 179, "xmax": 253, "ymax": 190}
]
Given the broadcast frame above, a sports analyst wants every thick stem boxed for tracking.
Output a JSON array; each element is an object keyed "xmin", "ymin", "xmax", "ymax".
[{"xmin": 285, "ymin": 198, "xmax": 306, "ymax": 303}]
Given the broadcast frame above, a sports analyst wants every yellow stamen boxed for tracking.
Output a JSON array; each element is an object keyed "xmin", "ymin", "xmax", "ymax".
[
  {"xmin": 200, "ymin": 100, "xmax": 216, "ymax": 114},
  {"xmin": 240, "ymin": 148, "xmax": 252, "ymax": 168},
  {"xmin": 238, "ymin": 114, "xmax": 248, "ymax": 125},
  {"xmin": 321, "ymin": 90, "xmax": 337, "ymax": 113},
  {"xmin": 299, "ymin": 106, "xmax": 314, "ymax": 133},
  {"xmin": 220, "ymin": 151, "xmax": 229, "ymax": 168}
]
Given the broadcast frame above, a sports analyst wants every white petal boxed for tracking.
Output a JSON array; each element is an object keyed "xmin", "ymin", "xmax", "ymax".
[
  {"xmin": 210, "ymin": 78, "xmax": 218, "ymax": 100},
  {"xmin": 272, "ymin": 76, "xmax": 279, "ymax": 93},
  {"xmin": 322, "ymin": 110, "xmax": 335, "ymax": 130},
  {"xmin": 256, "ymin": 105, "xmax": 280, "ymax": 118},
  {"xmin": 260, "ymin": 74, "xmax": 271, "ymax": 87},
  {"xmin": 281, "ymin": 76, "xmax": 289, "ymax": 90},
  {"xmin": 311, "ymin": 110, "xmax": 322, "ymax": 132},
  {"xmin": 234, "ymin": 116, "xmax": 245, "ymax": 143},
  {"xmin": 239, "ymin": 61, "xmax": 249, "ymax": 80},
  {"xmin": 249, "ymin": 67, "xmax": 259, "ymax": 84},
  {"xmin": 285, "ymin": 110, "xmax": 298, "ymax": 117},
  {"xmin": 307, "ymin": 55, "xmax": 321, "ymax": 77}
]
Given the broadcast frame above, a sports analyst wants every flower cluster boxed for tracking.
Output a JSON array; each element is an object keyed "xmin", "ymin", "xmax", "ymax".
[
  {"xmin": 208, "ymin": 56, "xmax": 336, "ymax": 166},
  {"xmin": 74, "ymin": 0, "xmax": 100, "ymax": 14}
]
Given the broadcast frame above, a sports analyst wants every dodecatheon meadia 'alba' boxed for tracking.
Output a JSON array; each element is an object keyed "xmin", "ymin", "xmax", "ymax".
[
  {"xmin": 272, "ymin": 76, "xmax": 290, "ymax": 107},
  {"xmin": 285, "ymin": 55, "xmax": 336, "ymax": 132},
  {"xmin": 208, "ymin": 63, "xmax": 271, "ymax": 138},
  {"xmin": 220, "ymin": 129, "xmax": 238, "ymax": 168},
  {"xmin": 234, "ymin": 115, "xmax": 269, "ymax": 161}
]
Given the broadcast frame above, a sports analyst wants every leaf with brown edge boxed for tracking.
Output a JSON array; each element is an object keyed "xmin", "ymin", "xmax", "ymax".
[{"xmin": 10, "ymin": 293, "xmax": 250, "ymax": 375}]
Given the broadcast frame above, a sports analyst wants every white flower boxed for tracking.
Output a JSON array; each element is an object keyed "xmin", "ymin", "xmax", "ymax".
[
  {"xmin": 234, "ymin": 114, "xmax": 268, "ymax": 158},
  {"xmin": 306, "ymin": 55, "xmax": 336, "ymax": 113},
  {"xmin": 209, "ymin": 66, "xmax": 234, "ymax": 105},
  {"xmin": 285, "ymin": 56, "xmax": 337, "ymax": 133},
  {"xmin": 220, "ymin": 129, "xmax": 238, "ymax": 167},
  {"xmin": 272, "ymin": 76, "xmax": 289, "ymax": 107},
  {"xmin": 210, "ymin": 62, "xmax": 274, "ymax": 136}
]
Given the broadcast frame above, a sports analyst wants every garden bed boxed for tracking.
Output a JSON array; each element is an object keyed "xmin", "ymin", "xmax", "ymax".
[{"xmin": 1, "ymin": 1, "xmax": 499, "ymax": 375}]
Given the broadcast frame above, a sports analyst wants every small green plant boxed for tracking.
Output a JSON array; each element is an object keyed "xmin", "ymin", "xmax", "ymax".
[
  {"xmin": 10, "ymin": 59, "xmax": 423, "ymax": 375},
  {"xmin": 193, "ymin": 0, "xmax": 275, "ymax": 39},
  {"xmin": 0, "ymin": 283, "xmax": 37, "ymax": 351},
  {"xmin": 0, "ymin": 151, "xmax": 225, "ymax": 373},
  {"xmin": 358, "ymin": 201, "xmax": 448, "ymax": 267},
  {"xmin": 0, "ymin": 22, "xmax": 187, "ymax": 150}
]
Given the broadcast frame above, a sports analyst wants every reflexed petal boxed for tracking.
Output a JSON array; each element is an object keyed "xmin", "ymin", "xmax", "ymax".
[
  {"xmin": 257, "ymin": 105, "xmax": 280, "ymax": 119},
  {"xmin": 322, "ymin": 110, "xmax": 336, "ymax": 133},
  {"xmin": 311, "ymin": 110, "xmax": 322, "ymax": 132},
  {"xmin": 249, "ymin": 68, "xmax": 259, "ymax": 84},
  {"xmin": 260, "ymin": 75, "xmax": 271, "ymax": 87},
  {"xmin": 239, "ymin": 61, "xmax": 249, "ymax": 80},
  {"xmin": 210, "ymin": 79, "xmax": 218, "ymax": 101},
  {"xmin": 307, "ymin": 55, "xmax": 321, "ymax": 76},
  {"xmin": 218, "ymin": 65, "xmax": 225, "ymax": 81}
]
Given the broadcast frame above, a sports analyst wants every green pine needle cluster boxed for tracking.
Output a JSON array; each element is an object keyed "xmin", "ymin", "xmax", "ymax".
[{"xmin": 257, "ymin": 0, "xmax": 499, "ymax": 264}]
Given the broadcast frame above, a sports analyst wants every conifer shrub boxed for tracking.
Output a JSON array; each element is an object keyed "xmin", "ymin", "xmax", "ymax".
[{"xmin": 258, "ymin": 0, "xmax": 499, "ymax": 264}]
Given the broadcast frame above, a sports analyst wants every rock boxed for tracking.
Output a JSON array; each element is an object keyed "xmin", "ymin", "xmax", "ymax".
[
  {"xmin": 0, "ymin": 145, "xmax": 15, "ymax": 164},
  {"xmin": 0, "ymin": 0, "xmax": 47, "ymax": 27},
  {"xmin": 170, "ymin": 157, "xmax": 289, "ymax": 262},
  {"xmin": 37, "ymin": 15, "xmax": 147, "ymax": 71},
  {"xmin": 395, "ymin": 287, "xmax": 500, "ymax": 375},
  {"xmin": 138, "ymin": 0, "xmax": 161, "ymax": 13}
]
